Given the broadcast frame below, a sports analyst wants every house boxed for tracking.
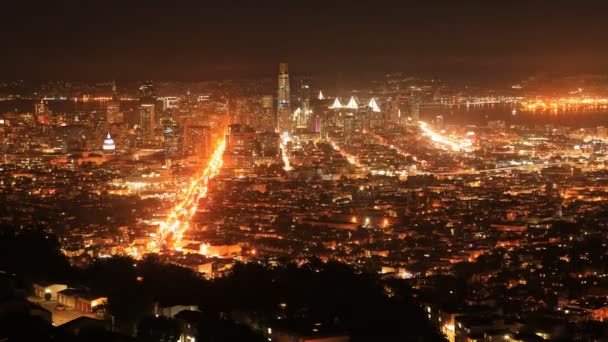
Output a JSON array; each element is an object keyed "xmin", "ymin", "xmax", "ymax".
[
  {"xmin": 59, "ymin": 316, "xmax": 110, "ymax": 337},
  {"xmin": 33, "ymin": 282, "xmax": 67, "ymax": 300},
  {"xmin": 57, "ymin": 288, "xmax": 107, "ymax": 313},
  {"xmin": 154, "ymin": 303, "xmax": 199, "ymax": 318}
]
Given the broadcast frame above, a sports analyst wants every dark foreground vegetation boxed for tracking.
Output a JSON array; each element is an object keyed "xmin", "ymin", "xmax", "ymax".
[{"xmin": 0, "ymin": 226, "xmax": 445, "ymax": 341}]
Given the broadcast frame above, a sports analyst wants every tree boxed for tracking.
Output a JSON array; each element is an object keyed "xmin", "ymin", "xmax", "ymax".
[{"xmin": 137, "ymin": 316, "xmax": 180, "ymax": 342}]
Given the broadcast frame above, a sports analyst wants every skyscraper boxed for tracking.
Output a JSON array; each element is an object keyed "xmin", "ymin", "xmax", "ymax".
[
  {"xmin": 183, "ymin": 120, "xmax": 210, "ymax": 160},
  {"xmin": 161, "ymin": 117, "xmax": 180, "ymax": 156},
  {"xmin": 277, "ymin": 63, "xmax": 291, "ymax": 133},
  {"xmin": 139, "ymin": 103, "xmax": 155, "ymax": 138},
  {"xmin": 106, "ymin": 82, "xmax": 123, "ymax": 124},
  {"xmin": 298, "ymin": 79, "xmax": 311, "ymax": 129},
  {"xmin": 138, "ymin": 82, "xmax": 156, "ymax": 144},
  {"xmin": 409, "ymin": 90, "xmax": 421, "ymax": 124},
  {"xmin": 261, "ymin": 95, "xmax": 275, "ymax": 132}
]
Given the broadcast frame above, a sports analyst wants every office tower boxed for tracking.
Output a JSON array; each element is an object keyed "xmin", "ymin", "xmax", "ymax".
[
  {"xmin": 161, "ymin": 117, "xmax": 180, "ymax": 156},
  {"xmin": 138, "ymin": 82, "xmax": 156, "ymax": 142},
  {"xmin": 34, "ymin": 100, "xmax": 51, "ymax": 124},
  {"xmin": 226, "ymin": 124, "xmax": 256, "ymax": 155},
  {"xmin": 225, "ymin": 124, "xmax": 256, "ymax": 168},
  {"xmin": 257, "ymin": 132, "xmax": 280, "ymax": 157},
  {"xmin": 410, "ymin": 90, "xmax": 421, "ymax": 123},
  {"xmin": 389, "ymin": 97, "xmax": 401, "ymax": 125},
  {"xmin": 234, "ymin": 97, "xmax": 248, "ymax": 125},
  {"xmin": 106, "ymin": 82, "xmax": 123, "ymax": 124},
  {"xmin": 262, "ymin": 95, "xmax": 274, "ymax": 109},
  {"xmin": 258, "ymin": 95, "xmax": 275, "ymax": 132},
  {"xmin": 183, "ymin": 121, "xmax": 210, "ymax": 159},
  {"xmin": 161, "ymin": 97, "xmax": 179, "ymax": 111},
  {"xmin": 34, "ymin": 101, "xmax": 46, "ymax": 116},
  {"xmin": 138, "ymin": 83, "xmax": 155, "ymax": 98},
  {"xmin": 299, "ymin": 80, "xmax": 311, "ymax": 129},
  {"xmin": 139, "ymin": 103, "xmax": 156, "ymax": 138},
  {"xmin": 277, "ymin": 63, "xmax": 291, "ymax": 133}
]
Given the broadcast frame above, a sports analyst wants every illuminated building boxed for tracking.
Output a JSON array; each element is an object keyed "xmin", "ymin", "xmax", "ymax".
[
  {"xmin": 231, "ymin": 97, "xmax": 248, "ymax": 125},
  {"xmin": 138, "ymin": 83, "xmax": 155, "ymax": 98},
  {"xmin": 137, "ymin": 82, "xmax": 157, "ymax": 145},
  {"xmin": 261, "ymin": 94, "xmax": 275, "ymax": 131},
  {"xmin": 138, "ymin": 103, "xmax": 156, "ymax": 138},
  {"xmin": 161, "ymin": 117, "xmax": 180, "ymax": 156},
  {"xmin": 226, "ymin": 124, "xmax": 256, "ymax": 155},
  {"xmin": 102, "ymin": 132, "xmax": 116, "ymax": 151},
  {"xmin": 368, "ymin": 97, "xmax": 381, "ymax": 112},
  {"xmin": 345, "ymin": 96, "xmax": 359, "ymax": 110},
  {"xmin": 298, "ymin": 80, "xmax": 311, "ymax": 129},
  {"xmin": 257, "ymin": 132, "xmax": 280, "ymax": 157},
  {"xmin": 277, "ymin": 63, "xmax": 291, "ymax": 133},
  {"xmin": 389, "ymin": 96, "xmax": 401, "ymax": 125},
  {"xmin": 161, "ymin": 96, "xmax": 179, "ymax": 110},
  {"xmin": 183, "ymin": 121, "xmax": 210, "ymax": 159},
  {"xmin": 225, "ymin": 124, "xmax": 256, "ymax": 168},
  {"xmin": 409, "ymin": 91, "xmax": 420, "ymax": 124},
  {"xmin": 106, "ymin": 82, "xmax": 123, "ymax": 124},
  {"xmin": 34, "ymin": 100, "xmax": 50, "ymax": 124},
  {"xmin": 329, "ymin": 97, "xmax": 343, "ymax": 109},
  {"xmin": 34, "ymin": 100, "xmax": 46, "ymax": 116}
]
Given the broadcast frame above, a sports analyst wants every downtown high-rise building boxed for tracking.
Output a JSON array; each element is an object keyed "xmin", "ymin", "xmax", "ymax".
[
  {"xmin": 277, "ymin": 63, "xmax": 291, "ymax": 133},
  {"xmin": 161, "ymin": 116, "xmax": 180, "ymax": 156},
  {"xmin": 106, "ymin": 82, "xmax": 123, "ymax": 124},
  {"xmin": 298, "ymin": 79, "xmax": 311, "ymax": 130},
  {"xmin": 409, "ymin": 91, "xmax": 421, "ymax": 125},
  {"xmin": 138, "ymin": 82, "xmax": 156, "ymax": 144},
  {"xmin": 139, "ymin": 103, "xmax": 156, "ymax": 138}
]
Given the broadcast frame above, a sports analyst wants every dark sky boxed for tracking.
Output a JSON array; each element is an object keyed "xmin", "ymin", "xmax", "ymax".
[{"xmin": 1, "ymin": 0, "xmax": 608, "ymax": 80}]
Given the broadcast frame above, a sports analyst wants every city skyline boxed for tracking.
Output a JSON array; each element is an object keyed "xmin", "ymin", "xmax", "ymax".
[{"xmin": 4, "ymin": 2, "xmax": 608, "ymax": 341}]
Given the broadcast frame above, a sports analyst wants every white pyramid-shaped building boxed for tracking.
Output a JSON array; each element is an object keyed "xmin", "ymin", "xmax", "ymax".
[
  {"xmin": 329, "ymin": 97, "xmax": 343, "ymax": 109},
  {"xmin": 368, "ymin": 98, "xmax": 381, "ymax": 112},
  {"xmin": 345, "ymin": 96, "xmax": 359, "ymax": 109}
]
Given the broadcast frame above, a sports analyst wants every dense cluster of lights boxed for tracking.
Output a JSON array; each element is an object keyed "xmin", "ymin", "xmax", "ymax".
[
  {"xmin": 155, "ymin": 140, "xmax": 226, "ymax": 251},
  {"xmin": 418, "ymin": 121, "xmax": 473, "ymax": 152},
  {"xmin": 521, "ymin": 97, "xmax": 608, "ymax": 111},
  {"xmin": 327, "ymin": 138, "xmax": 363, "ymax": 168}
]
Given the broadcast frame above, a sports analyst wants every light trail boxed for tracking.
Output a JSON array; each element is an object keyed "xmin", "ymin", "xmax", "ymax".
[
  {"xmin": 155, "ymin": 139, "xmax": 226, "ymax": 251},
  {"xmin": 326, "ymin": 138, "xmax": 363, "ymax": 169},
  {"xmin": 281, "ymin": 132, "xmax": 293, "ymax": 171},
  {"xmin": 418, "ymin": 121, "xmax": 473, "ymax": 152}
]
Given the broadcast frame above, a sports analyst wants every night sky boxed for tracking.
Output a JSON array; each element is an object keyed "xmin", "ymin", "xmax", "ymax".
[{"xmin": 2, "ymin": 0, "xmax": 607, "ymax": 80}]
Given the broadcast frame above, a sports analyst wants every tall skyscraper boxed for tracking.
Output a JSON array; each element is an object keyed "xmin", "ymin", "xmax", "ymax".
[
  {"xmin": 183, "ymin": 120, "xmax": 210, "ymax": 160},
  {"xmin": 139, "ymin": 103, "xmax": 156, "ymax": 138},
  {"xmin": 161, "ymin": 117, "xmax": 180, "ymax": 156},
  {"xmin": 261, "ymin": 95, "xmax": 275, "ymax": 132},
  {"xmin": 138, "ymin": 82, "xmax": 156, "ymax": 143},
  {"xmin": 298, "ymin": 79, "xmax": 311, "ymax": 129},
  {"xmin": 277, "ymin": 63, "xmax": 291, "ymax": 133},
  {"xmin": 34, "ymin": 101, "xmax": 46, "ymax": 116},
  {"xmin": 409, "ymin": 89, "xmax": 421, "ymax": 124},
  {"xmin": 106, "ymin": 82, "xmax": 123, "ymax": 124}
]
